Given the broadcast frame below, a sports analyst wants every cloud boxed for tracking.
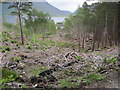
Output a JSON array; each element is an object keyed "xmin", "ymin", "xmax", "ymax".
[
  {"xmin": 47, "ymin": 0, "xmax": 85, "ymax": 12},
  {"xmin": 47, "ymin": 0, "xmax": 98, "ymax": 12},
  {"xmin": 29, "ymin": 0, "xmax": 98, "ymax": 12}
]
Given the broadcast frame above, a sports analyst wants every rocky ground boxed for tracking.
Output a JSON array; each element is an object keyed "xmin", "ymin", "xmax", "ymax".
[{"xmin": 1, "ymin": 31, "xmax": 120, "ymax": 88}]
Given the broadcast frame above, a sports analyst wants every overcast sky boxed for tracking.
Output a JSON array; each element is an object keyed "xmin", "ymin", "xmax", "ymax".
[
  {"xmin": 29, "ymin": 0, "xmax": 98, "ymax": 12},
  {"xmin": 46, "ymin": 0, "xmax": 98, "ymax": 12}
]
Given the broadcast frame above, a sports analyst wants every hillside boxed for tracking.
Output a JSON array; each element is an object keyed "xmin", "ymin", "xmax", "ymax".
[
  {"xmin": 1, "ymin": 2, "xmax": 119, "ymax": 89},
  {"xmin": 1, "ymin": 30, "xmax": 119, "ymax": 88},
  {"xmin": 32, "ymin": 2, "xmax": 72, "ymax": 17},
  {"xmin": 1, "ymin": 2, "xmax": 72, "ymax": 23}
]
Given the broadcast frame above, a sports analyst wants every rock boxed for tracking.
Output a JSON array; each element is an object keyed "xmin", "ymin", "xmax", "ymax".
[
  {"xmin": 18, "ymin": 53, "xmax": 27, "ymax": 60},
  {"xmin": 99, "ymin": 70, "xmax": 107, "ymax": 74},
  {"xmin": 76, "ymin": 71, "xmax": 84, "ymax": 76},
  {"xmin": 46, "ymin": 75, "xmax": 57, "ymax": 82},
  {"xmin": 17, "ymin": 62, "xmax": 25, "ymax": 70},
  {"xmin": 30, "ymin": 76, "xmax": 39, "ymax": 83},
  {"xmin": 6, "ymin": 61, "xmax": 17, "ymax": 69},
  {"xmin": 39, "ymin": 69, "xmax": 53, "ymax": 77},
  {"xmin": 63, "ymin": 61, "xmax": 78, "ymax": 67},
  {"xmin": 30, "ymin": 76, "xmax": 43, "ymax": 84},
  {"xmin": 33, "ymin": 83, "xmax": 47, "ymax": 89},
  {"xmin": 15, "ymin": 77, "xmax": 25, "ymax": 82}
]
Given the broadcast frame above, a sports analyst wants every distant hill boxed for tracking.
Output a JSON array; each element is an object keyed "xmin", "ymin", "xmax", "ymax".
[
  {"xmin": 1, "ymin": 2, "xmax": 72, "ymax": 23},
  {"xmin": 32, "ymin": 2, "xmax": 72, "ymax": 17},
  {"xmin": 2, "ymin": 3, "xmax": 17, "ymax": 23}
]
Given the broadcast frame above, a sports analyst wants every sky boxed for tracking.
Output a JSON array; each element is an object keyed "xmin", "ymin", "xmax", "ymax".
[
  {"xmin": 29, "ymin": 0, "xmax": 98, "ymax": 12},
  {"xmin": 46, "ymin": 0, "xmax": 98, "ymax": 12}
]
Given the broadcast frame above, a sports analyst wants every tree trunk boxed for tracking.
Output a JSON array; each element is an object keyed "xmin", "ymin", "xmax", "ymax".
[
  {"xmin": 92, "ymin": 32, "xmax": 95, "ymax": 51},
  {"xmin": 92, "ymin": 26, "xmax": 97, "ymax": 51},
  {"xmin": 77, "ymin": 25, "xmax": 81, "ymax": 51},
  {"xmin": 82, "ymin": 37, "xmax": 84, "ymax": 49},
  {"xmin": 78, "ymin": 37, "xmax": 81, "ymax": 51},
  {"xmin": 18, "ymin": 10, "xmax": 24, "ymax": 45},
  {"xmin": 118, "ymin": 2, "xmax": 120, "ymax": 61},
  {"xmin": 104, "ymin": 13, "xmax": 108, "ymax": 48}
]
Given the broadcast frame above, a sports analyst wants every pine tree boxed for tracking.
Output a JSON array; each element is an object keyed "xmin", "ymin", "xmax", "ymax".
[{"xmin": 8, "ymin": 2, "xmax": 32, "ymax": 45}]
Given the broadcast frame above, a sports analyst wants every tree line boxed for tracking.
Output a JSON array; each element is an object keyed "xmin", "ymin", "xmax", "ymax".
[{"xmin": 64, "ymin": 2, "xmax": 118, "ymax": 51}]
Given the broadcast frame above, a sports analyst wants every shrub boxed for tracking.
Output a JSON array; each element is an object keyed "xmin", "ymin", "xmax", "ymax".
[
  {"xmin": 17, "ymin": 46, "xmax": 20, "ymax": 49},
  {"xmin": 2, "ymin": 38, "xmax": 9, "ymax": 42},
  {"xmin": 86, "ymin": 73, "xmax": 106, "ymax": 84},
  {"xmin": 2, "ymin": 68, "xmax": 17, "ymax": 79},
  {"xmin": 103, "ymin": 57, "xmax": 118, "ymax": 64},
  {"xmin": 0, "ymin": 68, "xmax": 17, "ymax": 88},
  {"xmin": 0, "ymin": 46, "xmax": 3, "ymax": 50},
  {"xmin": 27, "ymin": 45, "xmax": 32, "ymax": 49},
  {"xmin": 16, "ymin": 43, "xmax": 19, "ymax": 46},
  {"xmin": 55, "ymin": 58, "xmax": 60, "ymax": 63},
  {"xmin": 107, "ymin": 57, "xmax": 118, "ymax": 64},
  {"xmin": 76, "ymin": 56, "xmax": 83, "ymax": 61},
  {"xmin": 12, "ymin": 57, "xmax": 21, "ymax": 62},
  {"xmin": 65, "ymin": 70, "xmax": 74, "ymax": 76},
  {"xmin": 1, "ymin": 49, "xmax": 6, "ymax": 53},
  {"xmin": 59, "ymin": 79, "xmax": 78, "ymax": 88},
  {"xmin": 31, "ymin": 66, "xmax": 50, "ymax": 76},
  {"xmin": 5, "ymin": 46, "xmax": 10, "ymax": 51},
  {"xmin": 20, "ymin": 85, "xmax": 27, "ymax": 88},
  {"xmin": 65, "ymin": 33, "xmax": 73, "ymax": 39},
  {"xmin": 10, "ymin": 40, "xmax": 17, "ymax": 44}
]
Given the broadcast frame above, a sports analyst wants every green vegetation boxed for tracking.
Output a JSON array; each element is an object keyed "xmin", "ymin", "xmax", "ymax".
[
  {"xmin": 20, "ymin": 85, "xmax": 27, "ymax": 88},
  {"xmin": 29, "ymin": 35, "xmax": 76, "ymax": 49},
  {"xmin": 5, "ymin": 46, "xmax": 10, "ymax": 51},
  {"xmin": 1, "ymin": 1, "xmax": 119, "ymax": 88},
  {"xmin": 10, "ymin": 40, "xmax": 17, "ymax": 44},
  {"xmin": 0, "ymin": 68, "xmax": 18, "ymax": 88},
  {"xmin": 65, "ymin": 70, "xmax": 74, "ymax": 76},
  {"xmin": 76, "ymin": 56, "xmax": 83, "ymax": 61},
  {"xmin": 55, "ymin": 58, "xmax": 60, "ymax": 63},
  {"xmin": 64, "ymin": 2, "xmax": 118, "ymax": 51},
  {"xmin": 12, "ymin": 57, "xmax": 22, "ymax": 62},
  {"xmin": 0, "ymin": 46, "xmax": 3, "ymax": 50},
  {"xmin": 2, "ymin": 68, "xmax": 17, "ymax": 79},
  {"xmin": 1, "ymin": 46, "xmax": 11, "ymax": 53},
  {"xmin": 8, "ymin": 2, "xmax": 32, "ymax": 45},
  {"xmin": 103, "ymin": 57, "xmax": 118, "ymax": 64},
  {"xmin": 65, "ymin": 33, "xmax": 73, "ymax": 39},
  {"xmin": 30, "ymin": 66, "xmax": 50, "ymax": 76},
  {"xmin": 2, "ymin": 31, "xmax": 11, "ymax": 42},
  {"xmin": 3, "ymin": 23, "xmax": 19, "ymax": 32},
  {"xmin": 86, "ymin": 73, "xmax": 107, "ymax": 84},
  {"xmin": 1, "ymin": 49, "xmax": 6, "ymax": 53},
  {"xmin": 59, "ymin": 79, "xmax": 78, "ymax": 88},
  {"xmin": 27, "ymin": 45, "xmax": 32, "ymax": 49},
  {"xmin": 24, "ymin": 8, "xmax": 50, "ymax": 34}
]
